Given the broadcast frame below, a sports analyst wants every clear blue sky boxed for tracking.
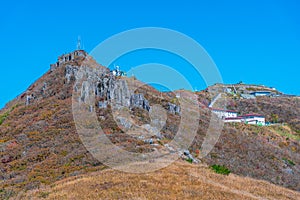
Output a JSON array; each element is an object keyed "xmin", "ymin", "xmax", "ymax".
[{"xmin": 0, "ymin": 0, "xmax": 299, "ymax": 108}]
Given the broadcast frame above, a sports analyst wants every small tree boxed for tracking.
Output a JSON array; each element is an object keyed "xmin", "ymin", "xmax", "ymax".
[{"xmin": 271, "ymin": 114, "xmax": 279, "ymax": 123}]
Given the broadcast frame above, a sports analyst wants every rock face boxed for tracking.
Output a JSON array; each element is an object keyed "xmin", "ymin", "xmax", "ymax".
[
  {"xmin": 65, "ymin": 65, "xmax": 78, "ymax": 83},
  {"xmin": 74, "ymin": 65, "xmax": 151, "ymax": 112},
  {"xmin": 112, "ymin": 79, "xmax": 131, "ymax": 107},
  {"xmin": 167, "ymin": 102, "xmax": 180, "ymax": 115},
  {"xmin": 130, "ymin": 94, "xmax": 150, "ymax": 111},
  {"xmin": 25, "ymin": 94, "xmax": 34, "ymax": 106},
  {"xmin": 95, "ymin": 75, "xmax": 116, "ymax": 101},
  {"xmin": 74, "ymin": 65, "xmax": 110, "ymax": 105},
  {"xmin": 50, "ymin": 50, "xmax": 87, "ymax": 71},
  {"xmin": 98, "ymin": 101, "xmax": 108, "ymax": 109},
  {"xmin": 27, "ymin": 50, "xmax": 180, "ymax": 116},
  {"xmin": 115, "ymin": 116, "xmax": 132, "ymax": 129}
]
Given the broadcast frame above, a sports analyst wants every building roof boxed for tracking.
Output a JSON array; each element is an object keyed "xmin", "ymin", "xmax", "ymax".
[
  {"xmin": 246, "ymin": 119, "xmax": 261, "ymax": 122},
  {"xmin": 241, "ymin": 94, "xmax": 255, "ymax": 99},
  {"xmin": 225, "ymin": 117, "xmax": 243, "ymax": 120},
  {"xmin": 240, "ymin": 114, "xmax": 264, "ymax": 118},
  {"xmin": 210, "ymin": 108, "xmax": 238, "ymax": 113},
  {"xmin": 250, "ymin": 91, "xmax": 271, "ymax": 94},
  {"xmin": 225, "ymin": 114, "xmax": 264, "ymax": 120}
]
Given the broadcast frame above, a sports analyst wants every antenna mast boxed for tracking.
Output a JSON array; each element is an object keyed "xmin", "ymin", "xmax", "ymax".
[{"xmin": 77, "ymin": 36, "xmax": 81, "ymax": 50}]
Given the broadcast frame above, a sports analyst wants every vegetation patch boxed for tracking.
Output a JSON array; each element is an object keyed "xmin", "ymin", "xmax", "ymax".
[
  {"xmin": 0, "ymin": 188, "xmax": 14, "ymax": 200},
  {"xmin": 272, "ymin": 126, "xmax": 300, "ymax": 141},
  {"xmin": 210, "ymin": 164, "xmax": 231, "ymax": 175},
  {"xmin": 282, "ymin": 158, "xmax": 296, "ymax": 166},
  {"xmin": 38, "ymin": 191, "xmax": 50, "ymax": 198},
  {"xmin": 0, "ymin": 111, "xmax": 9, "ymax": 125},
  {"xmin": 0, "ymin": 104, "xmax": 19, "ymax": 125}
]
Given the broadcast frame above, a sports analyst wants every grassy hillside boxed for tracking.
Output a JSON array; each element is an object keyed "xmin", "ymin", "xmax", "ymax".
[{"xmin": 20, "ymin": 161, "xmax": 300, "ymax": 200}]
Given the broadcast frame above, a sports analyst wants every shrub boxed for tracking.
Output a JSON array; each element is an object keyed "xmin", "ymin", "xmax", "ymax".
[
  {"xmin": 170, "ymin": 97, "xmax": 179, "ymax": 104},
  {"xmin": 271, "ymin": 114, "xmax": 279, "ymax": 123},
  {"xmin": 0, "ymin": 104, "xmax": 19, "ymax": 125},
  {"xmin": 282, "ymin": 158, "xmax": 295, "ymax": 166},
  {"xmin": 38, "ymin": 191, "xmax": 50, "ymax": 198},
  {"xmin": 0, "ymin": 111, "xmax": 9, "ymax": 125},
  {"xmin": 60, "ymin": 151, "xmax": 68, "ymax": 157},
  {"xmin": 40, "ymin": 110, "xmax": 54, "ymax": 120},
  {"xmin": 157, "ymin": 140, "xmax": 163, "ymax": 146},
  {"xmin": 11, "ymin": 162, "xmax": 27, "ymax": 171},
  {"xmin": 211, "ymin": 164, "xmax": 231, "ymax": 175},
  {"xmin": 0, "ymin": 139, "xmax": 7, "ymax": 143},
  {"xmin": 195, "ymin": 149, "xmax": 200, "ymax": 157},
  {"xmin": 0, "ymin": 188, "xmax": 14, "ymax": 199}
]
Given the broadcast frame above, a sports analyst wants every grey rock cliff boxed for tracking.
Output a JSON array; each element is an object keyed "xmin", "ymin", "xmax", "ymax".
[
  {"xmin": 130, "ymin": 94, "xmax": 150, "ymax": 111},
  {"xmin": 167, "ymin": 102, "xmax": 180, "ymax": 115}
]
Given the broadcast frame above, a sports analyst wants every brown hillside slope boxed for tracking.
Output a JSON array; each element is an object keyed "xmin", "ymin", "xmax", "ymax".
[
  {"xmin": 232, "ymin": 97, "xmax": 300, "ymax": 132},
  {"xmin": 0, "ymin": 54, "xmax": 107, "ymax": 198},
  {"xmin": 21, "ymin": 161, "xmax": 300, "ymax": 200},
  {"xmin": 196, "ymin": 91, "xmax": 300, "ymax": 191},
  {"xmin": 0, "ymin": 50, "xmax": 299, "ymax": 198}
]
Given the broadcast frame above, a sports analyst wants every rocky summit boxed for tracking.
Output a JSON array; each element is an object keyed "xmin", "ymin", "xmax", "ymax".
[{"xmin": 0, "ymin": 50, "xmax": 299, "ymax": 199}]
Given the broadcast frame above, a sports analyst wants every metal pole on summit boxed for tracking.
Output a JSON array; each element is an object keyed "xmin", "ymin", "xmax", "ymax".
[{"xmin": 77, "ymin": 36, "xmax": 81, "ymax": 50}]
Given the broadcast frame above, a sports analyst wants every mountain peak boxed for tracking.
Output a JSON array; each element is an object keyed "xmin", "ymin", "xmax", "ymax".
[{"xmin": 50, "ymin": 50, "xmax": 88, "ymax": 71}]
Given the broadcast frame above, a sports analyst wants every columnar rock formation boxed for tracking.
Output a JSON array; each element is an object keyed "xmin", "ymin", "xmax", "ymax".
[{"xmin": 50, "ymin": 50, "xmax": 87, "ymax": 71}]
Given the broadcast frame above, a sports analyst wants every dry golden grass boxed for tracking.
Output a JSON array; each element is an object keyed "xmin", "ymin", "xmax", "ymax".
[{"xmin": 22, "ymin": 160, "xmax": 300, "ymax": 200}]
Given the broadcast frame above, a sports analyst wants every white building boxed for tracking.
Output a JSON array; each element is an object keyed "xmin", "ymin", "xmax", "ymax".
[
  {"xmin": 241, "ymin": 114, "xmax": 265, "ymax": 125},
  {"xmin": 241, "ymin": 94, "xmax": 255, "ymax": 99},
  {"xmin": 111, "ymin": 66, "xmax": 126, "ymax": 77},
  {"xmin": 211, "ymin": 108, "xmax": 238, "ymax": 119},
  {"xmin": 250, "ymin": 91, "xmax": 271, "ymax": 97},
  {"xmin": 225, "ymin": 114, "xmax": 265, "ymax": 126},
  {"xmin": 224, "ymin": 116, "xmax": 243, "ymax": 123}
]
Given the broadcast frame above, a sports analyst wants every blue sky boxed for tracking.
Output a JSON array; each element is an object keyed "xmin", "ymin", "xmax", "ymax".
[{"xmin": 0, "ymin": 0, "xmax": 299, "ymax": 108}]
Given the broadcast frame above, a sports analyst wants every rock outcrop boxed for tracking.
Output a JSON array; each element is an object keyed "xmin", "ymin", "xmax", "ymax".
[
  {"xmin": 167, "ymin": 102, "xmax": 180, "ymax": 115},
  {"xmin": 130, "ymin": 93, "xmax": 150, "ymax": 111}
]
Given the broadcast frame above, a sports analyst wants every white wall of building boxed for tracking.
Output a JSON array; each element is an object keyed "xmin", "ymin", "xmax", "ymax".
[
  {"xmin": 225, "ymin": 116, "xmax": 265, "ymax": 125},
  {"xmin": 212, "ymin": 110, "xmax": 238, "ymax": 119},
  {"xmin": 224, "ymin": 118, "xmax": 242, "ymax": 123},
  {"xmin": 244, "ymin": 116, "xmax": 265, "ymax": 125}
]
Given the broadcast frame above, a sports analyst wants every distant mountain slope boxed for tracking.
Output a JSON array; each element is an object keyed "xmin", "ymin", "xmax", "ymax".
[
  {"xmin": 231, "ymin": 96, "xmax": 300, "ymax": 132},
  {"xmin": 199, "ymin": 83, "xmax": 300, "ymax": 132},
  {"xmin": 0, "ymin": 50, "xmax": 299, "ymax": 199}
]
